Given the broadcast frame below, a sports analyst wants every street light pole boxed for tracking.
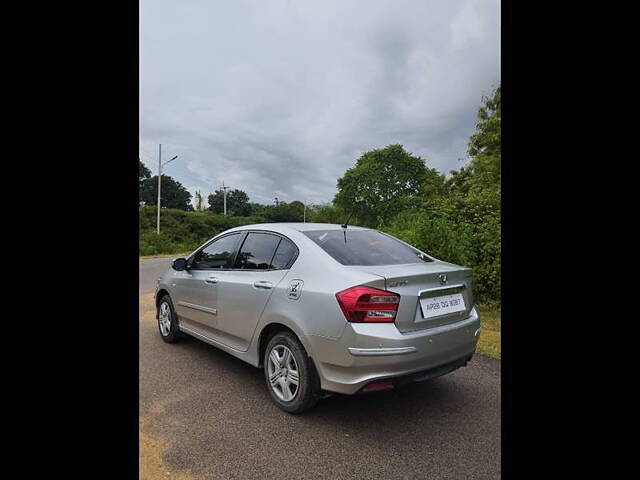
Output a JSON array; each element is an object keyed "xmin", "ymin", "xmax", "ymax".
[
  {"xmin": 221, "ymin": 181, "xmax": 229, "ymax": 216},
  {"xmin": 157, "ymin": 144, "xmax": 162, "ymax": 234},
  {"xmin": 156, "ymin": 143, "xmax": 179, "ymax": 234}
]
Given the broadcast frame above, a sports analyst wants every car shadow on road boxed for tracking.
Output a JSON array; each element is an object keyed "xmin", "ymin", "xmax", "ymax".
[{"xmin": 172, "ymin": 331, "xmax": 480, "ymax": 424}]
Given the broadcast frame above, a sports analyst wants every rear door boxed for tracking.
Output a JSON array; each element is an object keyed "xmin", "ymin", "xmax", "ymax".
[{"xmin": 214, "ymin": 232, "xmax": 298, "ymax": 351}]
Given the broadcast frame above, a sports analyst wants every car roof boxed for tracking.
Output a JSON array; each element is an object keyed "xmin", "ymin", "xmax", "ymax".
[{"xmin": 228, "ymin": 222, "xmax": 371, "ymax": 234}]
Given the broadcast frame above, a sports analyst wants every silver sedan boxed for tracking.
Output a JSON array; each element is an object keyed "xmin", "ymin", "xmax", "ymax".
[{"xmin": 156, "ymin": 223, "xmax": 480, "ymax": 413}]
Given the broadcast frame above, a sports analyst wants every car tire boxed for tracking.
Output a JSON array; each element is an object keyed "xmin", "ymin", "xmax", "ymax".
[
  {"xmin": 264, "ymin": 331, "xmax": 321, "ymax": 414},
  {"xmin": 157, "ymin": 294, "xmax": 180, "ymax": 343}
]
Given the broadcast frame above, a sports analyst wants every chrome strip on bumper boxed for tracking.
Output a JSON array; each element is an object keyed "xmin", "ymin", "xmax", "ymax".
[{"xmin": 348, "ymin": 346, "xmax": 417, "ymax": 356}]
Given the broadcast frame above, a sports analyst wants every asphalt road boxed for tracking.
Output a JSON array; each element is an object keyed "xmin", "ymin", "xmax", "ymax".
[
  {"xmin": 139, "ymin": 258, "xmax": 501, "ymax": 479},
  {"xmin": 140, "ymin": 257, "xmax": 173, "ymax": 293}
]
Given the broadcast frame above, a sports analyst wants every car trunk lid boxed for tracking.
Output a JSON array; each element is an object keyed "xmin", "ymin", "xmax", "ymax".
[{"xmin": 348, "ymin": 262, "xmax": 474, "ymax": 333}]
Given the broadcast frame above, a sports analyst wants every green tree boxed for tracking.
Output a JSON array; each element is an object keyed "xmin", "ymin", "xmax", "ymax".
[
  {"xmin": 288, "ymin": 201, "xmax": 305, "ymax": 220},
  {"xmin": 385, "ymin": 85, "xmax": 501, "ymax": 303},
  {"xmin": 307, "ymin": 202, "xmax": 348, "ymax": 224},
  {"xmin": 258, "ymin": 201, "xmax": 304, "ymax": 222},
  {"xmin": 207, "ymin": 189, "xmax": 251, "ymax": 216},
  {"xmin": 139, "ymin": 160, "xmax": 152, "ymax": 205},
  {"xmin": 139, "ymin": 160, "xmax": 151, "ymax": 186},
  {"xmin": 140, "ymin": 175, "xmax": 193, "ymax": 211},
  {"xmin": 445, "ymin": 86, "xmax": 501, "ymax": 301},
  {"xmin": 334, "ymin": 144, "xmax": 428, "ymax": 227},
  {"xmin": 420, "ymin": 167, "xmax": 447, "ymax": 209},
  {"xmin": 447, "ymin": 86, "xmax": 501, "ymax": 195},
  {"xmin": 454, "ymin": 89, "xmax": 500, "ymax": 193},
  {"xmin": 468, "ymin": 86, "xmax": 500, "ymax": 160}
]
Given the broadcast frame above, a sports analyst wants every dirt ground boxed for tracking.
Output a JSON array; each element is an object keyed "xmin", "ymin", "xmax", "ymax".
[{"xmin": 139, "ymin": 293, "xmax": 194, "ymax": 480}]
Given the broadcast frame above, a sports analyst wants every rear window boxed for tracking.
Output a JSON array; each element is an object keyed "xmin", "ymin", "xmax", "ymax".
[
  {"xmin": 271, "ymin": 237, "xmax": 298, "ymax": 269},
  {"xmin": 303, "ymin": 229, "xmax": 433, "ymax": 266},
  {"xmin": 234, "ymin": 233, "xmax": 281, "ymax": 270}
]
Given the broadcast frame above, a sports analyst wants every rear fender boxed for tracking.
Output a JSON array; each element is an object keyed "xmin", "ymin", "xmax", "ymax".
[{"xmin": 247, "ymin": 313, "xmax": 313, "ymax": 367}]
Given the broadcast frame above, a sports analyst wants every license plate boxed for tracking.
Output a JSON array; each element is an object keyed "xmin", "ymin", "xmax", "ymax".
[{"xmin": 419, "ymin": 293, "xmax": 466, "ymax": 319}]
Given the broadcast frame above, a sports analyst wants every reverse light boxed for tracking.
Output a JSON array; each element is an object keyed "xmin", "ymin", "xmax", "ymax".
[{"xmin": 335, "ymin": 286, "xmax": 400, "ymax": 323}]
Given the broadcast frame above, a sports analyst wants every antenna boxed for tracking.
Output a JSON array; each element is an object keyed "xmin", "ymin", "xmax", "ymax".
[{"xmin": 341, "ymin": 213, "xmax": 353, "ymax": 229}]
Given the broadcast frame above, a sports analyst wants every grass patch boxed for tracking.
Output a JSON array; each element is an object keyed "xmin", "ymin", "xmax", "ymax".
[{"xmin": 476, "ymin": 305, "xmax": 501, "ymax": 359}]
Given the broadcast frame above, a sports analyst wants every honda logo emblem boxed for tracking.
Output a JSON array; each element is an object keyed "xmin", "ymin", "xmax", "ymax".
[{"xmin": 439, "ymin": 274, "xmax": 447, "ymax": 285}]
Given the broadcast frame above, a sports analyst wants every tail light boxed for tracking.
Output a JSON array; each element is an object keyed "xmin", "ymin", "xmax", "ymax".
[{"xmin": 335, "ymin": 286, "xmax": 400, "ymax": 323}]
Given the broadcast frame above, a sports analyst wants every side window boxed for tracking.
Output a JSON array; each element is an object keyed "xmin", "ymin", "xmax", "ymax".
[
  {"xmin": 190, "ymin": 233, "xmax": 241, "ymax": 270},
  {"xmin": 234, "ymin": 233, "xmax": 281, "ymax": 270},
  {"xmin": 270, "ymin": 237, "xmax": 297, "ymax": 269}
]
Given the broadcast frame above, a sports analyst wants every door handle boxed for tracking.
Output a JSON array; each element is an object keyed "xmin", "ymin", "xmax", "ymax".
[
  {"xmin": 205, "ymin": 276, "xmax": 218, "ymax": 285},
  {"xmin": 253, "ymin": 281, "xmax": 273, "ymax": 290}
]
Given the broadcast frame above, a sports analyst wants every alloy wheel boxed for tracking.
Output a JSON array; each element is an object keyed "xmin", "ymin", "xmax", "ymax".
[
  {"xmin": 267, "ymin": 345, "xmax": 300, "ymax": 402},
  {"xmin": 159, "ymin": 302, "xmax": 171, "ymax": 336}
]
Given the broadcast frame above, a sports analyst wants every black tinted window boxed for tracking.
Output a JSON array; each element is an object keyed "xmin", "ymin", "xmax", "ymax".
[
  {"xmin": 234, "ymin": 233, "xmax": 281, "ymax": 270},
  {"xmin": 191, "ymin": 233, "xmax": 241, "ymax": 269},
  {"xmin": 271, "ymin": 238, "xmax": 297, "ymax": 269},
  {"xmin": 303, "ymin": 229, "xmax": 432, "ymax": 266}
]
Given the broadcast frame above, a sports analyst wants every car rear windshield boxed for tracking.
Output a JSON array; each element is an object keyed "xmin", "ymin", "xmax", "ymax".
[{"xmin": 303, "ymin": 229, "xmax": 433, "ymax": 266}]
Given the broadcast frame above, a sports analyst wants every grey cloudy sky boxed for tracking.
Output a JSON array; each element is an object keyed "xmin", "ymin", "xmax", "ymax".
[{"xmin": 140, "ymin": 0, "xmax": 500, "ymax": 206}]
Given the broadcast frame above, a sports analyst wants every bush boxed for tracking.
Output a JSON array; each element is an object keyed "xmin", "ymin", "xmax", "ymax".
[
  {"xmin": 139, "ymin": 206, "xmax": 265, "ymax": 256},
  {"xmin": 139, "ymin": 231, "xmax": 192, "ymax": 256},
  {"xmin": 385, "ymin": 207, "xmax": 500, "ymax": 304}
]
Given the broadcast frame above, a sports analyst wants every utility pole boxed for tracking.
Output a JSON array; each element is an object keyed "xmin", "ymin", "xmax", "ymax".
[
  {"xmin": 221, "ymin": 181, "xmax": 230, "ymax": 215},
  {"xmin": 156, "ymin": 143, "xmax": 179, "ymax": 234},
  {"xmin": 303, "ymin": 201, "xmax": 306, "ymax": 223},
  {"xmin": 157, "ymin": 144, "xmax": 162, "ymax": 234}
]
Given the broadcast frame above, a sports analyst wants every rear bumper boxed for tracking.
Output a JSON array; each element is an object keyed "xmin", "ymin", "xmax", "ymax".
[
  {"xmin": 303, "ymin": 306, "xmax": 480, "ymax": 395},
  {"xmin": 360, "ymin": 353, "xmax": 474, "ymax": 393}
]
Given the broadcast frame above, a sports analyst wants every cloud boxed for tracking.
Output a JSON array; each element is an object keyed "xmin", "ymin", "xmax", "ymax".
[{"xmin": 140, "ymin": 0, "xmax": 500, "ymax": 206}]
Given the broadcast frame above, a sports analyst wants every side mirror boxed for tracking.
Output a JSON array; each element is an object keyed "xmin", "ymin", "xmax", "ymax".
[{"xmin": 172, "ymin": 257, "xmax": 188, "ymax": 271}]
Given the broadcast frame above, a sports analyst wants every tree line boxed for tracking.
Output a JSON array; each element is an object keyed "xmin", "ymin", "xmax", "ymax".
[
  {"xmin": 139, "ymin": 164, "xmax": 308, "ymax": 221},
  {"xmin": 140, "ymin": 86, "xmax": 500, "ymax": 303}
]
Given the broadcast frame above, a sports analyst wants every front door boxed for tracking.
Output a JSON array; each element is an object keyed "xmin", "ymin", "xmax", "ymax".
[{"xmin": 172, "ymin": 232, "xmax": 243, "ymax": 337}]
